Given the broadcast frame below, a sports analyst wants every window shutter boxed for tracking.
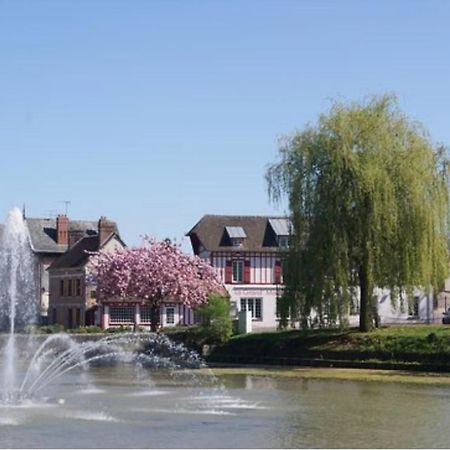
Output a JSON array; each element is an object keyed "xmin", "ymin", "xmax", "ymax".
[
  {"xmin": 225, "ymin": 260, "xmax": 232, "ymax": 283},
  {"xmin": 244, "ymin": 260, "xmax": 251, "ymax": 284},
  {"xmin": 274, "ymin": 259, "xmax": 282, "ymax": 284}
]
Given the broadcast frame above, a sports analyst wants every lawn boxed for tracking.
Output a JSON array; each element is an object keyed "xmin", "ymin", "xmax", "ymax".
[{"xmin": 208, "ymin": 325, "xmax": 450, "ymax": 366}]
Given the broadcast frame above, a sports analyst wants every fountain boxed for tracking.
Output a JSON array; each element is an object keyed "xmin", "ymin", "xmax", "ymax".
[
  {"xmin": 0, "ymin": 208, "xmax": 38, "ymax": 403},
  {"xmin": 0, "ymin": 208, "xmax": 264, "ymax": 448},
  {"xmin": 0, "ymin": 208, "xmax": 207, "ymax": 406}
]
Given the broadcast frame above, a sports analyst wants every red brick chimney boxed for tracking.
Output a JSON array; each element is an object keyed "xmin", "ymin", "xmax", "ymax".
[
  {"xmin": 98, "ymin": 216, "xmax": 116, "ymax": 246},
  {"xmin": 56, "ymin": 214, "xmax": 69, "ymax": 246}
]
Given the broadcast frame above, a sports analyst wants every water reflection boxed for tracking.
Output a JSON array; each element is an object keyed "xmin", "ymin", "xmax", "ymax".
[{"xmin": 1, "ymin": 368, "xmax": 450, "ymax": 448}]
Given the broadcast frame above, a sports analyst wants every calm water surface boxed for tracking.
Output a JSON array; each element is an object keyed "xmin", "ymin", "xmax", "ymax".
[{"xmin": 1, "ymin": 365, "xmax": 450, "ymax": 448}]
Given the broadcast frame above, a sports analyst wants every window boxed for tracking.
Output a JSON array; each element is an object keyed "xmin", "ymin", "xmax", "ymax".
[
  {"xmin": 232, "ymin": 260, "xmax": 243, "ymax": 283},
  {"xmin": 67, "ymin": 279, "xmax": 73, "ymax": 297},
  {"xmin": 76, "ymin": 279, "xmax": 82, "ymax": 297},
  {"xmin": 109, "ymin": 306, "xmax": 135, "ymax": 323},
  {"xmin": 193, "ymin": 309, "xmax": 202, "ymax": 324},
  {"xmin": 240, "ymin": 298, "xmax": 262, "ymax": 320},
  {"xmin": 59, "ymin": 280, "xmax": 64, "ymax": 297},
  {"xmin": 75, "ymin": 308, "xmax": 81, "ymax": 327},
  {"xmin": 278, "ymin": 236, "xmax": 289, "ymax": 248},
  {"xmin": 409, "ymin": 296, "xmax": 420, "ymax": 317},
  {"xmin": 231, "ymin": 238, "xmax": 243, "ymax": 247},
  {"xmin": 140, "ymin": 306, "xmax": 152, "ymax": 323},
  {"xmin": 67, "ymin": 308, "xmax": 73, "ymax": 329},
  {"xmin": 350, "ymin": 297, "xmax": 360, "ymax": 315},
  {"xmin": 90, "ymin": 290, "xmax": 97, "ymax": 299},
  {"xmin": 166, "ymin": 307, "xmax": 175, "ymax": 325}
]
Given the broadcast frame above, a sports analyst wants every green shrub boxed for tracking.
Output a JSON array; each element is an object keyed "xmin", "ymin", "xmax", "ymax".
[
  {"xmin": 38, "ymin": 324, "xmax": 65, "ymax": 334},
  {"xmin": 69, "ymin": 326, "xmax": 103, "ymax": 334},
  {"xmin": 105, "ymin": 326, "xmax": 133, "ymax": 333},
  {"xmin": 195, "ymin": 295, "xmax": 233, "ymax": 345}
]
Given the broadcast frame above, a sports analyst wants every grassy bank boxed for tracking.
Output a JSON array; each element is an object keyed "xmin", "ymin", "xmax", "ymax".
[
  {"xmin": 201, "ymin": 366, "xmax": 450, "ymax": 385},
  {"xmin": 207, "ymin": 325, "xmax": 450, "ymax": 370}
]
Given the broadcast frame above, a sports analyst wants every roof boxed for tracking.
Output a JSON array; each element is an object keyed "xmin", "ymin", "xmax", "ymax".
[
  {"xmin": 48, "ymin": 232, "xmax": 126, "ymax": 270},
  {"xmin": 24, "ymin": 218, "xmax": 118, "ymax": 254},
  {"xmin": 49, "ymin": 235, "xmax": 100, "ymax": 269},
  {"xmin": 268, "ymin": 218, "xmax": 292, "ymax": 236},
  {"xmin": 225, "ymin": 226, "xmax": 247, "ymax": 239},
  {"xmin": 186, "ymin": 214, "xmax": 290, "ymax": 253}
]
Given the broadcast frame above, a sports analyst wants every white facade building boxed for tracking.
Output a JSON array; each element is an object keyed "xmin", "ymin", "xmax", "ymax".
[
  {"xmin": 188, "ymin": 214, "xmax": 448, "ymax": 330},
  {"xmin": 187, "ymin": 215, "xmax": 289, "ymax": 330}
]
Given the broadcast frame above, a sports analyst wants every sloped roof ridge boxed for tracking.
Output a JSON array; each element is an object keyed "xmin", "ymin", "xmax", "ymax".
[
  {"xmin": 49, "ymin": 234, "xmax": 99, "ymax": 270},
  {"xmin": 201, "ymin": 213, "xmax": 288, "ymax": 219}
]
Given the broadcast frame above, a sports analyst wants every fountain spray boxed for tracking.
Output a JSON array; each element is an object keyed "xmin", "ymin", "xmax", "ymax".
[{"xmin": 0, "ymin": 208, "xmax": 37, "ymax": 400}]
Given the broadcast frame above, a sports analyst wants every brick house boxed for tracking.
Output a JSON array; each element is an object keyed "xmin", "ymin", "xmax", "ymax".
[
  {"xmin": 48, "ymin": 216, "xmax": 125, "ymax": 329},
  {"xmin": 187, "ymin": 215, "xmax": 290, "ymax": 330},
  {"xmin": 0, "ymin": 212, "xmax": 121, "ymax": 324}
]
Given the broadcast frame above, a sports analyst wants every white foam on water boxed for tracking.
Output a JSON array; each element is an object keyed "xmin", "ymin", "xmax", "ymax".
[
  {"xmin": 67, "ymin": 411, "xmax": 120, "ymax": 422},
  {"xmin": 79, "ymin": 387, "xmax": 105, "ymax": 395},
  {"xmin": 184, "ymin": 395, "xmax": 266, "ymax": 410},
  {"xmin": 131, "ymin": 407, "xmax": 236, "ymax": 416},
  {"xmin": 0, "ymin": 400, "xmax": 56, "ymax": 410},
  {"xmin": 127, "ymin": 389, "xmax": 168, "ymax": 397},
  {"xmin": 0, "ymin": 416, "xmax": 21, "ymax": 425}
]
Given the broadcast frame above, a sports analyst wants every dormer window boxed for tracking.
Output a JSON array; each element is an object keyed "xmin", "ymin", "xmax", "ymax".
[
  {"xmin": 278, "ymin": 236, "xmax": 289, "ymax": 248},
  {"xmin": 225, "ymin": 226, "xmax": 246, "ymax": 247},
  {"xmin": 268, "ymin": 218, "xmax": 292, "ymax": 249},
  {"xmin": 231, "ymin": 238, "xmax": 243, "ymax": 247}
]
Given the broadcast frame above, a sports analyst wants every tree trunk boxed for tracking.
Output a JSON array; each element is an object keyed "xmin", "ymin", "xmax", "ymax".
[
  {"xmin": 150, "ymin": 304, "xmax": 160, "ymax": 332},
  {"xmin": 359, "ymin": 264, "xmax": 373, "ymax": 332}
]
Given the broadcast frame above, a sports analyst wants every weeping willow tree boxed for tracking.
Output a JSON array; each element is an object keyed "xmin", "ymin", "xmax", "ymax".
[{"xmin": 266, "ymin": 95, "xmax": 450, "ymax": 332}]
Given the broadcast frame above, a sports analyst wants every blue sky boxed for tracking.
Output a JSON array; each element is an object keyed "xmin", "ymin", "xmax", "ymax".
[{"xmin": 1, "ymin": 1, "xmax": 449, "ymax": 251}]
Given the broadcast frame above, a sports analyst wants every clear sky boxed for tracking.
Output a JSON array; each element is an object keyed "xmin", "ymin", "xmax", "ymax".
[{"xmin": 1, "ymin": 0, "xmax": 449, "ymax": 252}]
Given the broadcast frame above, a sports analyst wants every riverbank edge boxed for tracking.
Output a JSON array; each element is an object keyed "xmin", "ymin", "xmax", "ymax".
[
  {"xmin": 205, "ymin": 353, "xmax": 450, "ymax": 373},
  {"xmin": 202, "ymin": 364, "xmax": 450, "ymax": 385}
]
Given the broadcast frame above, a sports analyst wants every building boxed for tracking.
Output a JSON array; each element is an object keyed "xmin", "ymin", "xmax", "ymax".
[
  {"xmin": 188, "ymin": 214, "xmax": 450, "ymax": 330},
  {"xmin": 48, "ymin": 216, "xmax": 125, "ymax": 329},
  {"xmin": 0, "ymin": 213, "xmax": 120, "ymax": 324},
  {"xmin": 187, "ymin": 215, "xmax": 290, "ymax": 330}
]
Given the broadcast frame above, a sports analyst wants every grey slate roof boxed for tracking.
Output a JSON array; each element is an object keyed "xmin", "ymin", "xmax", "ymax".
[
  {"xmin": 268, "ymin": 218, "xmax": 292, "ymax": 236},
  {"xmin": 225, "ymin": 226, "xmax": 247, "ymax": 239},
  {"xmin": 49, "ymin": 235, "xmax": 100, "ymax": 269},
  {"xmin": 49, "ymin": 232, "xmax": 125, "ymax": 270},
  {"xmin": 187, "ymin": 214, "xmax": 289, "ymax": 254},
  {"xmin": 25, "ymin": 218, "xmax": 118, "ymax": 254}
]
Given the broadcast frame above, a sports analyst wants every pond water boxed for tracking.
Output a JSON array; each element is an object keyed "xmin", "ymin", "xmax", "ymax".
[{"xmin": 1, "ymin": 364, "xmax": 450, "ymax": 449}]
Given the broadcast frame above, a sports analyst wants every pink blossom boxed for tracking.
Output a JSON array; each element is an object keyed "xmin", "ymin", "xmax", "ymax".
[{"xmin": 88, "ymin": 237, "xmax": 223, "ymax": 309}]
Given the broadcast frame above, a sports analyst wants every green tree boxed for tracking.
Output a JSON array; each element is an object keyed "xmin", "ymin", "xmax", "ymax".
[
  {"xmin": 195, "ymin": 295, "xmax": 233, "ymax": 345},
  {"xmin": 267, "ymin": 95, "xmax": 450, "ymax": 331}
]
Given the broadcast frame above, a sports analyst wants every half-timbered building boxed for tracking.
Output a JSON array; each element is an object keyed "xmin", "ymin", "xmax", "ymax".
[{"xmin": 187, "ymin": 215, "xmax": 290, "ymax": 330}]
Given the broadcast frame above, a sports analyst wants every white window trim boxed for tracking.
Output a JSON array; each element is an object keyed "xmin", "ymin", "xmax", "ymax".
[
  {"xmin": 164, "ymin": 306, "xmax": 176, "ymax": 326},
  {"xmin": 240, "ymin": 297, "xmax": 263, "ymax": 321},
  {"xmin": 232, "ymin": 260, "xmax": 244, "ymax": 283}
]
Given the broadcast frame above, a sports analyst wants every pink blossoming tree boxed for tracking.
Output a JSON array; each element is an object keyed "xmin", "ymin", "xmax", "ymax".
[{"xmin": 89, "ymin": 237, "xmax": 222, "ymax": 331}]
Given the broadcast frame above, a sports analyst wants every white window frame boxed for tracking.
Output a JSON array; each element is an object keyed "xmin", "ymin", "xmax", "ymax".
[
  {"xmin": 140, "ymin": 306, "xmax": 152, "ymax": 324},
  {"xmin": 240, "ymin": 297, "xmax": 262, "ymax": 321},
  {"xmin": 232, "ymin": 260, "xmax": 244, "ymax": 283},
  {"xmin": 109, "ymin": 305, "xmax": 135, "ymax": 324},
  {"xmin": 165, "ymin": 306, "xmax": 176, "ymax": 326}
]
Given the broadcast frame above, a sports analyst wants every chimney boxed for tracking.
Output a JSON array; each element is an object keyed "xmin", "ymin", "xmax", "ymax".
[
  {"xmin": 98, "ymin": 216, "xmax": 116, "ymax": 246},
  {"xmin": 56, "ymin": 214, "xmax": 69, "ymax": 246}
]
